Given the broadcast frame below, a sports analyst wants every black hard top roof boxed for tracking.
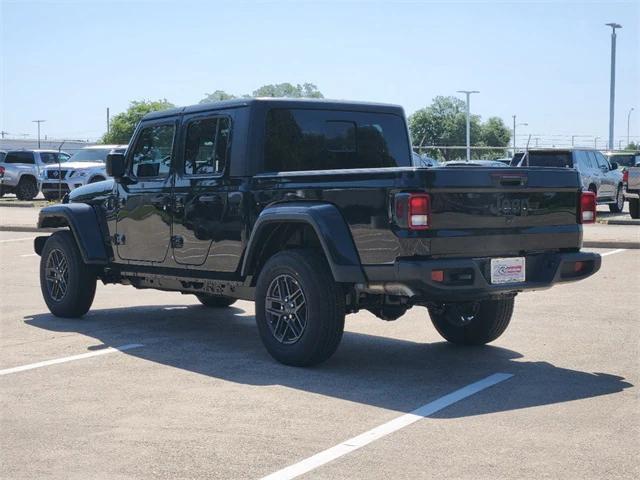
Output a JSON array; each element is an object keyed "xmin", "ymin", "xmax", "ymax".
[{"xmin": 142, "ymin": 97, "xmax": 405, "ymax": 121}]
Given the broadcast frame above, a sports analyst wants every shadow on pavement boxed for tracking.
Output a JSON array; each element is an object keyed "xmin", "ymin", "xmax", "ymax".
[{"xmin": 25, "ymin": 304, "xmax": 632, "ymax": 417}]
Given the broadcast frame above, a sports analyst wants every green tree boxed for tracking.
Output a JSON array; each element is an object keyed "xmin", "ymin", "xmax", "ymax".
[
  {"xmin": 409, "ymin": 96, "xmax": 510, "ymax": 161},
  {"xmin": 252, "ymin": 82, "xmax": 324, "ymax": 98},
  {"xmin": 625, "ymin": 142, "xmax": 638, "ymax": 151},
  {"xmin": 102, "ymin": 99, "xmax": 175, "ymax": 144},
  {"xmin": 199, "ymin": 90, "xmax": 236, "ymax": 104},
  {"xmin": 408, "ymin": 96, "xmax": 481, "ymax": 161}
]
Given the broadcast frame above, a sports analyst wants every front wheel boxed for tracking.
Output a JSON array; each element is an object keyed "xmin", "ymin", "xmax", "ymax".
[
  {"xmin": 629, "ymin": 198, "xmax": 639, "ymax": 219},
  {"xmin": 428, "ymin": 298, "xmax": 514, "ymax": 345},
  {"xmin": 255, "ymin": 249, "xmax": 345, "ymax": 366},
  {"xmin": 609, "ymin": 186, "xmax": 624, "ymax": 213},
  {"xmin": 39, "ymin": 230, "xmax": 97, "ymax": 317}
]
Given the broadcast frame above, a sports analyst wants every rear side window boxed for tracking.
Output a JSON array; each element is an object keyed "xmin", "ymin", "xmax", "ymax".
[
  {"xmin": 4, "ymin": 152, "xmax": 35, "ymax": 164},
  {"xmin": 183, "ymin": 116, "xmax": 231, "ymax": 175},
  {"xmin": 526, "ymin": 151, "xmax": 573, "ymax": 168},
  {"xmin": 264, "ymin": 109, "xmax": 410, "ymax": 172}
]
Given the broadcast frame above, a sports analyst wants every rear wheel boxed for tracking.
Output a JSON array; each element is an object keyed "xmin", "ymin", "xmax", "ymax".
[
  {"xmin": 195, "ymin": 294, "xmax": 236, "ymax": 308},
  {"xmin": 428, "ymin": 298, "xmax": 514, "ymax": 345},
  {"xmin": 16, "ymin": 177, "xmax": 38, "ymax": 200},
  {"xmin": 609, "ymin": 186, "xmax": 624, "ymax": 213},
  {"xmin": 39, "ymin": 230, "xmax": 96, "ymax": 317},
  {"xmin": 630, "ymin": 198, "xmax": 640, "ymax": 219},
  {"xmin": 255, "ymin": 249, "xmax": 345, "ymax": 366}
]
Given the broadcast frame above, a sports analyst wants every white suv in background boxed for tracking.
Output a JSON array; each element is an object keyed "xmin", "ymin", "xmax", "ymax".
[{"xmin": 40, "ymin": 145, "xmax": 127, "ymax": 200}]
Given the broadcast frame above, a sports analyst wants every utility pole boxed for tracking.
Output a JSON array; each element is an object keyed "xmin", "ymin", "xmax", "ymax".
[
  {"xmin": 594, "ymin": 136, "xmax": 600, "ymax": 149},
  {"xmin": 32, "ymin": 120, "xmax": 46, "ymax": 148},
  {"xmin": 457, "ymin": 90, "xmax": 479, "ymax": 161},
  {"xmin": 606, "ymin": 23, "xmax": 622, "ymax": 150},
  {"xmin": 628, "ymin": 107, "xmax": 635, "ymax": 148},
  {"xmin": 512, "ymin": 115, "xmax": 528, "ymax": 153},
  {"xmin": 107, "ymin": 107, "xmax": 110, "ymax": 136},
  {"xmin": 571, "ymin": 135, "xmax": 576, "ymax": 147}
]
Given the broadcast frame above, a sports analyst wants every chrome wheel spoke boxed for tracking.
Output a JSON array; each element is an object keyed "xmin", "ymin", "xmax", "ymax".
[{"xmin": 265, "ymin": 274, "xmax": 307, "ymax": 345}]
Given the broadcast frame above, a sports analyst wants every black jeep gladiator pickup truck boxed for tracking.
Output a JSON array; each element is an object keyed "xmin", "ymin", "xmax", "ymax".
[{"xmin": 35, "ymin": 98, "xmax": 601, "ymax": 366}]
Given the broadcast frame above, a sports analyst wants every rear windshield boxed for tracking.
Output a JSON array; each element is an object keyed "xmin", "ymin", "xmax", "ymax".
[
  {"xmin": 264, "ymin": 108, "xmax": 411, "ymax": 172},
  {"xmin": 524, "ymin": 151, "xmax": 573, "ymax": 168}
]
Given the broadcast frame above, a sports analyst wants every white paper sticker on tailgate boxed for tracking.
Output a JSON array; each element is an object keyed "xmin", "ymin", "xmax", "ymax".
[{"xmin": 490, "ymin": 257, "xmax": 526, "ymax": 284}]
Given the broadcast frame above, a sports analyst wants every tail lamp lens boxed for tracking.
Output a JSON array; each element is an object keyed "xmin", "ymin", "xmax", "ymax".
[
  {"xmin": 623, "ymin": 169, "xmax": 629, "ymax": 184},
  {"xmin": 394, "ymin": 193, "xmax": 431, "ymax": 230},
  {"xmin": 579, "ymin": 191, "xmax": 596, "ymax": 224},
  {"xmin": 409, "ymin": 194, "xmax": 430, "ymax": 229}
]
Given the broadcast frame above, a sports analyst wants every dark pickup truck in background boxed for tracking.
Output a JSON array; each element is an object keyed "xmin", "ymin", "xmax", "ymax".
[{"xmin": 34, "ymin": 98, "xmax": 601, "ymax": 366}]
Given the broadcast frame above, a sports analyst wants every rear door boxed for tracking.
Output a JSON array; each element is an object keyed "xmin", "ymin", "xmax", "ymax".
[
  {"xmin": 115, "ymin": 119, "xmax": 178, "ymax": 262},
  {"xmin": 171, "ymin": 113, "xmax": 232, "ymax": 267}
]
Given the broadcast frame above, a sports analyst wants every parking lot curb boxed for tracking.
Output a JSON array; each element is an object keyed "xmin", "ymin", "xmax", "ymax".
[
  {"xmin": 0, "ymin": 225, "xmax": 58, "ymax": 233},
  {"xmin": 583, "ymin": 240, "xmax": 640, "ymax": 249},
  {"xmin": 0, "ymin": 202, "xmax": 43, "ymax": 208},
  {"xmin": 597, "ymin": 219, "xmax": 640, "ymax": 226}
]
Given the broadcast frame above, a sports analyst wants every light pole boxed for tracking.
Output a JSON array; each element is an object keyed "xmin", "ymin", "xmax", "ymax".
[
  {"xmin": 594, "ymin": 136, "xmax": 600, "ymax": 149},
  {"xmin": 32, "ymin": 120, "xmax": 46, "ymax": 148},
  {"xmin": 606, "ymin": 23, "xmax": 622, "ymax": 150},
  {"xmin": 512, "ymin": 115, "xmax": 528, "ymax": 153},
  {"xmin": 457, "ymin": 90, "xmax": 479, "ymax": 161},
  {"xmin": 627, "ymin": 107, "xmax": 635, "ymax": 148}
]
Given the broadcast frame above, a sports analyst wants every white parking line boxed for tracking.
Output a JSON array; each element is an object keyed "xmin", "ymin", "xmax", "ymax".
[
  {"xmin": 0, "ymin": 236, "xmax": 36, "ymax": 244},
  {"xmin": 20, "ymin": 253, "xmax": 38, "ymax": 257},
  {"xmin": 601, "ymin": 249, "xmax": 627, "ymax": 257},
  {"xmin": 0, "ymin": 343, "xmax": 144, "ymax": 376},
  {"xmin": 259, "ymin": 373, "xmax": 513, "ymax": 480}
]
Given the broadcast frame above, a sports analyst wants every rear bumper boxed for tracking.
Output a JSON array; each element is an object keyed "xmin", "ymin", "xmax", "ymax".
[
  {"xmin": 624, "ymin": 190, "xmax": 639, "ymax": 199},
  {"xmin": 362, "ymin": 251, "xmax": 601, "ymax": 302}
]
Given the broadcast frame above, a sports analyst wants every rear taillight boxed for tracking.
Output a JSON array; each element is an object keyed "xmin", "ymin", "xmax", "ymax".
[
  {"xmin": 394, "ymin": 193, "xmax": 431, "ymax": 230},
  {"xmin": 0, "ymin": 166, "xmax": 4, "ymax": 176},
  {"xmin": 623, "ymin": 169, "xmax": 629, "ymax": 184},
  {"xmin": 579, "ymin": 191, "xmax": 596, "ymax": 224}
]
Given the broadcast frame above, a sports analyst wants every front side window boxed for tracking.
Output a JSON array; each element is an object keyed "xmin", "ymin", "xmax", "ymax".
[
  {"xmin": 4, "ymin": 152, "xmax": 35, "ymax": 164},
  {"xmin": 130, "ymin": 123, "xmax": 176, "ymax": 178},
  {"xmin": 264, "ymin": 109, "xmax": 410, "ymax": 172},
  {"xmin": 183, "ymin": 117, "xmax": 231, "ymax": 175},
  {"xmin": 40, "ymin": 152, "xmax": 69, "ymax": 164},
  {"xmin": 594, "ymin": 152, "xmax": 610, "ymax": 170}
]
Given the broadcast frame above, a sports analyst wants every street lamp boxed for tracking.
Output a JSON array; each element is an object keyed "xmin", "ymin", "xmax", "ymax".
[
  {"xmin": 628, "ymin": 107, "xmax": 635, "ymax": 148},
  {"xmin": 32, "ymin": 119, "xmax": 46, "ymax": 148},
  {"xmin": 606, "ymin": 23, "xmax": 622, "ymax": 150},
  {"xmin": 512, "ymin": 115, "xmax": 528, "ymax": 153},
  {"xmin": 457, "ymin": 90, "xmax": 479, "ymax": 161}
]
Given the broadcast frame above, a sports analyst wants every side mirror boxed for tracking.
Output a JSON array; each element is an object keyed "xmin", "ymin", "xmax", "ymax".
[
  {"xmin": 610, "ymin": 161, "xmax": 618, "ymax": 170},
  {"xmin": 106, "ymin": 153, "xmax": 126, "ymax": 180}
]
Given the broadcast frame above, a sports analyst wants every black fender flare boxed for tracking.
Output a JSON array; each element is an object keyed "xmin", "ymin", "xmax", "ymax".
[
  {"xmin": 36, "ymin": 204, "xmax": 109, "ymax": 264},
  {"xmin": 241, "ymin": 202, "xmax": 365, "ymax": 283}
]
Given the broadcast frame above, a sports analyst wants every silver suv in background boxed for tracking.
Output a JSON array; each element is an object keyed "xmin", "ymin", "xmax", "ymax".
[
  {"xmin": 0, "ymin": 149, "xmax": 71, "ymax": 200},
  {"xmin": 40, "ymin": 145, "xmax": 127, "ymax": 200},
  {"xmin": 512, "ymin": 148, "xmax": 625, "ymax": 212}
]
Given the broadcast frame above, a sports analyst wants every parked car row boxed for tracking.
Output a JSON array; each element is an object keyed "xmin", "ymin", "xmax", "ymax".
[
  {"xmin": 0, "ymin": 145, "xmax": 127, "ymax": 200},
  {"xmin": 413, "ymin": 147, "xmax": 637, "ymax": 215}
]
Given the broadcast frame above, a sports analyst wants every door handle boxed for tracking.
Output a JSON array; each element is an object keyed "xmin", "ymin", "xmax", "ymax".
[{"xmin": 198, "ymin": 194, "xmax": 221, "ymax": 203}]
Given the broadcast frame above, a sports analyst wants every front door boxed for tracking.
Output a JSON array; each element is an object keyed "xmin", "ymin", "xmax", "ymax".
[
  {"xmin": 115, "ymin": 120, "xmax": 177, "ymax": 262},
  {"xmin": 171, "ymin": 114, "xmax": 232, "ymax": 267}
]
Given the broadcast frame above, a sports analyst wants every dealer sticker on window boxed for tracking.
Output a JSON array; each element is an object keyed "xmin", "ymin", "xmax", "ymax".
[{"xmin": 490, "ymin": 257, "xmax": 526, "ymax": 284}]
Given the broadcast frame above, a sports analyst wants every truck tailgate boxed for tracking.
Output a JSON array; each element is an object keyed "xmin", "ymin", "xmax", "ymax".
[{"xmin": 420, "ymin": 167, "xmax": 581, "ymax": 257}]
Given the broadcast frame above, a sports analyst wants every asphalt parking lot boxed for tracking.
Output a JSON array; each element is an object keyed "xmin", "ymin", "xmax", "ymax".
[{"xmin": 1, "ymin": 230, "xmax": 638, "ymax": 479}]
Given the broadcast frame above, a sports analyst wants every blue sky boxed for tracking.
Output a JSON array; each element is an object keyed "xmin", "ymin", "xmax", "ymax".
[{"xmin": 1, "ymin": 0, "xmax": 638, "ymax": 147}]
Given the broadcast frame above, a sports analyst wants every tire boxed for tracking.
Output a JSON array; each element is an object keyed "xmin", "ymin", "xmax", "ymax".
[
  {"xmin": 39, "ymin": 230, "xmax": 97, "ymax": 318},
  {"xmin": 609, "ymin": 186, "xmax": 624, "ymax": 213},
  {"xmin": 629, "ymin": 198, "xmax": 640, "ymax": 219},
  {"xmin": 196, "ymin": 294, "xmax": 236, "ymax": 308},
  {"xmin": 44, "ymin": 192, "xmax": 61, "ymax": 201},
  {"xmin": 15, "ymin": 177, "xmax": 38, "ymax": 200},
  {"xmin": 428, "ymin": 298, "xmax": 514, "ymax": 345},
  {"xmin": 255, "ymin": 249, "xmax": 345, "ymax": 367}
]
